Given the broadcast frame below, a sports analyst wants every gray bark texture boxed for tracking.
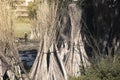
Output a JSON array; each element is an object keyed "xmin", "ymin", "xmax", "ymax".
[
  {"xmin": 64, "ymin": 3, "xmax": 90, "ymax": 77},
  {"xmin": 0, "ymin": 1, "xmax": 22, "ymax": 80},
  {"xmin": 30, "ymin": 43, "xmax": 67, "ymax": 80},
  {"xmin": 29, "ymin": 0, "xmax": 67, "ymax": 80}
]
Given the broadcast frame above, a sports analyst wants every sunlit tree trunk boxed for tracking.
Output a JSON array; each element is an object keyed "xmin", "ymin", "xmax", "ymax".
[
  {"xmin": 0, "ymin": 59, "xmax": 4, "ymax": 80},
  {"xmin": 0, "ymin": 1, "xmax": 22, "ymax": 80},
  {"xmin": 30, "ymin": 18, "xmax": 39, "ymax": 40},
  {"xmin": 30, "ymin": 0, "xmax": 67, "ymax": 80},
  {"xmin": 65, "ymin": 2, "xmax": 90, "ymax": 77}
]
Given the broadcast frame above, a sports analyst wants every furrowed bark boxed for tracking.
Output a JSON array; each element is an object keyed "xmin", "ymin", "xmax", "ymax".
[
  {"xmin": 30, "ymin": 0, "xmax": 67, "ymax": 80},
  {"xmin": 65, "ymin": 2, "xmax": 90, "ymax": 77},
  {"xmin": 0, "ymin": 1, "xmax": 22, "ymax": 80}
]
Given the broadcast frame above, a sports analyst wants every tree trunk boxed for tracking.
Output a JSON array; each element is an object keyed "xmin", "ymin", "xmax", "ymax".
[
  {"xmin": 0, "ymin": 59, "xmax": 4, "ymax": 80},
  {"xmin": 0, "ymin": 1, "xmax": 22, "ymax": 80},
  {"xmin": 30, "ymin": 43, "xmax": 67, "ymax": 80},
  {"xmin": 29, "ymin": 0, "xmax": 67, "ymax": 80},
  {"xmin": 30, "ymin": 18, "xmax": 39, "ymax": 40},
  {"xmin": 65, "ymin": 2, "xmax": 90, "ymax": 77}
]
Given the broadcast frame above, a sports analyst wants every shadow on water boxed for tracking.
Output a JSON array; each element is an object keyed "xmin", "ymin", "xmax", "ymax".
[{"xmin": 19, "ymin": 49, "xmax": 38, "ymax": 72}]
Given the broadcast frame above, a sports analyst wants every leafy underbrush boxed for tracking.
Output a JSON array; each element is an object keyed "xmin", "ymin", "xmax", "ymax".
[{"xmin": 69, "ymin": 55, "xmax": 120, "ymax": 80}]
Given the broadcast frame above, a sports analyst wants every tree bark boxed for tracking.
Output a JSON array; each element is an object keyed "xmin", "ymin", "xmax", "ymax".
[
  {"xmin": 65, "ymin": 2, "xmax": 90, "ymax": 77},
  {"xmin": 29, "ymin": 0, "xmax": 67, "ymax": 80},
  {"xmin": 0, "ymin": 1, "xmax": 22, "ymax": 80}
]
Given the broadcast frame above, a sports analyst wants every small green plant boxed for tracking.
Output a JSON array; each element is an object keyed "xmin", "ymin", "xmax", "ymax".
[
  {"xmin": 86, "ymin": 56, "xmax": 120, "ymax": 80},
  {"xmin": 69, "ymin": 54, "xmax": 120, "ymax": 80},
  {"xmin": 69, "ymin": 76, "xmax": 86, "ymax": 80}
]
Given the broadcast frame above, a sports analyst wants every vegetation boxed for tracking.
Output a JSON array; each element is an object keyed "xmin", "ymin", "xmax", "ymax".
[
  {"xmin": 69, "ymin": 0, "xmax": 120, "ymax": 79},
  {"xmin": 0, "ymin": 1, "xmax": 22, "ymax": 80},
  {"xmin": 14, "ymin": 23, "xmax": 31, "ymax": 38},
  {"xmin": 68, "ymin": 1, "xmax": 120, "ymax": 79},
  {"xmin": 15, "ymin": 18, "xmax": 30, "ymax": 23},
  {"xmin": 0, "ymin": 0, "xmax": 120, "ymax": 80},
  {"xmin": 69, "ymin": 54, "xmax": 120, "ymax": 80},
  {"xmin": 27, "ymin": 1, "xmax": 37, "ymax": 20},
  {"xmin": 26, "ymin": 0, "xmax": 120, "ymax": 80},
  {"xmin": 29, "ymin": 0, "xmax": 67, "ymax": 80},
  {"xmin": 85, "ymin": 56, "xmax": 120, "ymax": 80},
  {"xmin": 81, "ymin": 0, "xmax": 120, "ymax": 56},
  {"xmin": 27, "ymin": 1, "xmax": 38, "ymax": 40}
]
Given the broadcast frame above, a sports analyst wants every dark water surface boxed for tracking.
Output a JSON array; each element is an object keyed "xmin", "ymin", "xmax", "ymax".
[{"xmin": 19, "ymin": 49, "xmax": 37, "ymax": 71}]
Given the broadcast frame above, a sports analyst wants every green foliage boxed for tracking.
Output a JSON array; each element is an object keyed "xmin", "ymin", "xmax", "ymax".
[
  {"xmin": 16, "ymin": 18, "xmax": 30, "ymax": 23},
  {"xmin": 27, "ymin": 2, "xmax": 37, "ymax": 19},
  {"xmin": 69, "ymin": 76, "xmax": 86, "ymax": 80},
  {"xmin": 85, "ymin": 56, "xmax": 120, "ymax": 80},
  {"xmin": 69, "ymin": 55, "xmax": 120, "ymax": 80}
]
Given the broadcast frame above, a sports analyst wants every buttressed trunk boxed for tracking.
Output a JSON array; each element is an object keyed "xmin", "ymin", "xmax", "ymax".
[
  {"xmin": 0, "ymin": 1, "xmax": 22, "ymax": 80},
  {"xmin": 65, "ymin": 2, "xmax": 90, "ymax": 77},
  {"xmin": 30, "ymin": 18, "xmax": 39, "ymax": 40},
  {"xmin": 30, "ymin": 0, "xmax": 67, "ymax": 80}
]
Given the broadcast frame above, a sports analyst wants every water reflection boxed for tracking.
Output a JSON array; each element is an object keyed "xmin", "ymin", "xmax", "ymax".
[{"xmin": 19, "ymin": 49, "xmax": 37, "ymax": 71}]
